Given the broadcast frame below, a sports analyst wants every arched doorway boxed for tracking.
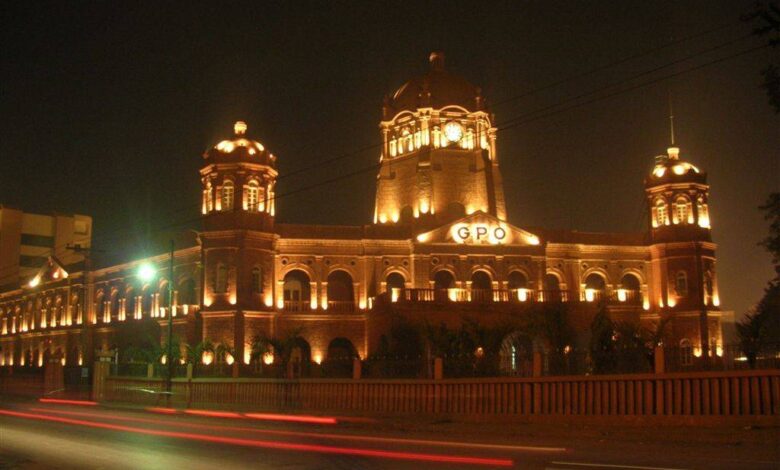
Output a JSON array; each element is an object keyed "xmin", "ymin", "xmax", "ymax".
[
  {"xmin": 289, "ymin": 337, "xmax": 311, "ymax": 378},
  {"xmin": 324, "ymin": 337, "xmax": 357, "ymax": 378},
  {"xmin": 499, "ymin": 332, "xmax": 534, "ymax": 376},
  {"xmin": 507, "ymin": 271, "xmax": 528, "ymax": 289},
  {"xmin": 385, "ymin": 272, "xmax": 405, "ymax": 302},
  {"xmin": 619, "ymin": 273, "xmax": 641, "ymax": 304},
  {"xmin": 543, "ymin": 273, "xmax": 562, "ymax": 301},
  {"xmin": 326, "ymin": 270, "xmax": 354, "ymax": 312},
  {"xmin": 470, "ymin": 271, "xmax": 492, "ymax": 303},
  {"xmin": 283, "ymin": 270, "xmax": 311, "ymax": 311},
  {"xmin": 385, "ymin": 272, "xmax": 405, "ymax": 291},
  {"xmin": 584, "ymin": 273, "xmax": 606, "ymax": 302},
  {"xmin": 433, "ymin": 270, "xmax": 455, "ymax": 301}
]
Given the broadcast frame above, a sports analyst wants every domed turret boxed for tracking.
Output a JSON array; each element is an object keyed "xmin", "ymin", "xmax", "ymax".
[
  {"xmin": 203, "ymin": 121, "xmax": 277, "ymax": 168},
  {"xmin": 200, "ymin": 121, "xmax": 277, "ymax": 231},
  {"xmin": 644, "ymin": 145, "xmax": 711, "ymax": 237}
]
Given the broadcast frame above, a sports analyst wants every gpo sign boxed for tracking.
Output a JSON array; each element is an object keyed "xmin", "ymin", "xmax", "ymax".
[{"xmin": 452, "ymin": 223, "xmax": 507, "ymax": 245}]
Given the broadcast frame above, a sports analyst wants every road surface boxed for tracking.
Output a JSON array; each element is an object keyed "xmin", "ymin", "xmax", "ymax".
[{"xmin": 0, "ymin": 401, "xmax": 777, "ymax": 469}]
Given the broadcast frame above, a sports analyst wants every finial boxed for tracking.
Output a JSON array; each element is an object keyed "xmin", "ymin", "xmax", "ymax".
[
  {"xmin": 429, "ymin": 51, "xmax": 445, "ymax": 71},
  {"xmin": 234, "ymin": 121, "xmax": 247, "ymax": 136}
]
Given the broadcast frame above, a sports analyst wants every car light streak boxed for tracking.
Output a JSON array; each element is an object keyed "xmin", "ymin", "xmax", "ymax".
[
  {"xmin": 0, "ymin": 409, "xmax": 513, "ymax": 467},
  {"xmin": 28, "ymin": 407, "xmax": 563, "ymax": 453},
  {"xmin": 183, "ymin": 409, "xmax": 242, "ymax": 419},
  {"xmin": 150, "ymin": 407, "xmax": 338, "ymax": 424},
  {"xmin": 244, "ymin": 413, "xmax": 337, "ymax": 425},
  {"xmin": 146, "ymin": 407, "xmax": 177, "ymax": 414},
  {"xmin": 38, "ymin": 399, "xmax": 98, "ymax": 406}
]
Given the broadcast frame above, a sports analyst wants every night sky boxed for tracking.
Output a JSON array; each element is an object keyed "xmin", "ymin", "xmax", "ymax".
[{"xmin": 1, "ymin": 1, "xmax": 777, "ymax": 318}]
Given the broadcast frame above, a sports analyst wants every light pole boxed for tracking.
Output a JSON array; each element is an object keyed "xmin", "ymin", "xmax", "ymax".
[{"xmin": 136, "ymin": 240, "xmax": 175, "ymax": 404}]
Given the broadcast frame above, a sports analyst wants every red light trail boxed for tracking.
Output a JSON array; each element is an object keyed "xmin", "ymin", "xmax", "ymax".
[
  {"xmin": 29, "ymin": 406, "xmax": 565, "ymax": 453},
  {"xmin": 38, "ymin": 399, "xmax": 97, "ymax": 406},
  {"xmin": 1, "ymin": 409, "xmax": 514, "ymax": 467}
]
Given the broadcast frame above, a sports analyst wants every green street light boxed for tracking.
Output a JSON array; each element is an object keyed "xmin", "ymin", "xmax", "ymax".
[{"xmin": 137, "ymin": 262, "xmax": 156, "ymax": 282}]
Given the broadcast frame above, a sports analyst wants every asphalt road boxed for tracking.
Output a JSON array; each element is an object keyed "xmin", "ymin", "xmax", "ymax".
[{"xmin": 0, "ymin": 401, "xmax": 778, "ymax": 469}]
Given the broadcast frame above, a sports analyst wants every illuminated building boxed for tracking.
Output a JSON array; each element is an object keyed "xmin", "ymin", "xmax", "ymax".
[{"xmin": 0, "ymin": 52, "xmax": 725, "ymax": 369}]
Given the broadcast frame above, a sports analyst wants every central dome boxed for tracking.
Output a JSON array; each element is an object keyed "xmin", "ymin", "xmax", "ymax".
[{"xmin": 385, "ymin": 52, "xmax": 484, "ymax": 118}]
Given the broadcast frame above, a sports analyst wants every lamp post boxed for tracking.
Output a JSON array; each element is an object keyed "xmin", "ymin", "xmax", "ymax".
[{"xmin": 136, "ymin": 240, "xmax": 175, "ymax": 404}]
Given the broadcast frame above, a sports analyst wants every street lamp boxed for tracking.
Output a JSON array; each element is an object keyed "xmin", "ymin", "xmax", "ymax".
[
  {"xmin": 136, "ymin": 245, "xmax": 175, "ymax": 405},
  {"xmin": 137, "ymin": 262, "xmax": 156, "ymax": 283}
]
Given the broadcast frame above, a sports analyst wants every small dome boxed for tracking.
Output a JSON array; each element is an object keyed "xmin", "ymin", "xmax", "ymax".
[
  {"xmin": 204, "ymin": 121, "xmax": 276, "ymax": 166},
  {"xmin": 647, "ymin": 146, "xmax": 702, "ymax": 183},
  {"xmin": 385, "ymin": 52, "xmax": 484, "ymax": 117}
]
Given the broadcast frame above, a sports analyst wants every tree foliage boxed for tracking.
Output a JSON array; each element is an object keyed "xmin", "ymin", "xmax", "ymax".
[
  {"xmin": 743, "ymin": 1, "xmax": 780, "ymax": 112},
  {"xmin": 738, "ymin": 193, "xmax": 780, "ymax": 364}
]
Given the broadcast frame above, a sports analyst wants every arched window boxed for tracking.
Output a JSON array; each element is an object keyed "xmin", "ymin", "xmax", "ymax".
[
  {"xmin": 620, "ymin": 273, "xmax": 641, "ymax": 291},
  {"xmin": 385, "ymin": 272, "xmax": 405, "ymax": 291},
  {"xmin": 584, "ymin": 273, "xmax": 606, "ymax": 302},
  {"xmin": 655, "ymin": 199, "xmax": 668, "ymax": 227},
  {"xmin": 124, "ymin": 288, "xmax": 135, "ymax": 318},
  {"xmin": 95, "ymin": 290, "xmax": 105, "ymax": 320},
  {"xmin": 675, "ymin": 271, "xmax": 688, "ymax": 297},
  {"xmin": 697, "ymin": 196, "xmax": 710, "ymax": 228},
  {"xmin": 204, "ymin": 181, "xmax": 213, "ymax": 213},
  {"xmin": 470, "ymin": 271, "xmax": 493, "ymax": 302},
  {"xmin": 178, "ymin": 278, "xmax": 196, "ymax": 305},
  {"xmin": 327, "ymin": 270, "xmax": 354, "ymax": 311},
  {"xmin": 221, "ymin": 180, "xmax": 234, "ymax": 211},
  {"xmin": 215, "ymin": 263, "xmax": 228, "ymax": 293},
  {"xmin": 283, "ymin": 270, "xmax": 311, "ymax": 310},
  {"xmin": 679, "ymin": 339, "xmax": 693, "ymax": 366},
  {"xmin": 507, "ymin": 271, "xmax": 528, "ymax": 290},
  {"xmin": 433, "ymin": 270, "xmax": 455, "ymax": 290},
  {"xmin": 251, "ymin": 266, "xmax": 263, "ymax": 294},
  {"xmin": 246, "ymin": 180, "xmax": 260, "ymax": 211},
  {"xmin": 674, "ymin": 196, "xmax": 690, "ymax": 224}
]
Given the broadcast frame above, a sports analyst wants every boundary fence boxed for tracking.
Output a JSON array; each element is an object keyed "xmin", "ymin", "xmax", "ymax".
[{"xmin": 104, "ymin": 369, "xmax": 780, "ymax": 419}]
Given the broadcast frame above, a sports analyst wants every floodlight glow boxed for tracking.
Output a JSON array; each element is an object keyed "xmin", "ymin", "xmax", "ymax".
[{"xmin": 137, "ymin": 263, "xmax": 156, "ymax": 282}]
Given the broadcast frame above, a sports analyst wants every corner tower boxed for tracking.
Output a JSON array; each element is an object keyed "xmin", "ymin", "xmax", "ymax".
[
  {"xmin": 645, "ymin": 144, "xmax": 722, "ymax": 360},
  {"xmin": 374, "ymin": 52, "xmax": 506, "ymax": 226},
  {"xmin": 199, "ymin": 121, "xmax": 278, "ymax": 366}
]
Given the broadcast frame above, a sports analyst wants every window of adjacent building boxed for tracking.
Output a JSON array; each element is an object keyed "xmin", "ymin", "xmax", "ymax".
[
  {"xmin": 21, "ymin": 234, "xmax": 54, "ymax": 247},
  {"xmin": 247, "ymin": 181, "xmax": 260, "ymax": 211},
  {"xmin": 19, "ymin": 255, "xmax": 48, "ymax": 268},
  {"xmin": 221, "ymin": 181, "xmax": 234, "ymax": 211},
  {"xmin": 74, "ymin": 220, "xmax": 89, "ymax": 235},
  {"xmin": 675, "ymin": 271, "xmax": 688, "ymax": 297},
  {"xmin": 215, "ymin": 263, "xmax": 228, "ymax": 293},
  {"xmin": 251, "ymin": 267, "xmax": 263, "ymax": 294}
]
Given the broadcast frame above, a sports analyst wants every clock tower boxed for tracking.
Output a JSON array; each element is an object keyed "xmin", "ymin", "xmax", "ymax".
[{"xmin": 374, "ymin": 52, "xmax": 506, "ymax": 227}]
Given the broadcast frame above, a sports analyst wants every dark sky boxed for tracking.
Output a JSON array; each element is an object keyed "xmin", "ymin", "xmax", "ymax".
[{"xmin": 1, "ymin": 1, "xmax": 777, "ymax": 317}]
